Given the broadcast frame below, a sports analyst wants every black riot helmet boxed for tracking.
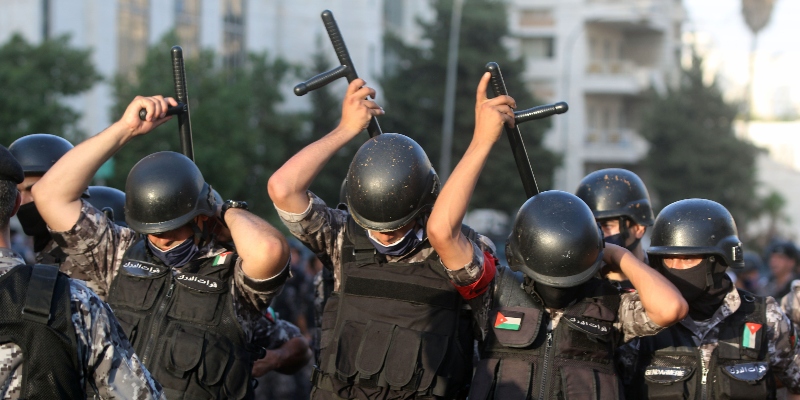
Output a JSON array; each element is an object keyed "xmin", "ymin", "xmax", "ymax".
[
  {"xmin": 575, "ymin": 168, "xmax": 654, "ymax": 226},
  {"xmin": 346, "ymin": 133, "xmax": 439, "ymax": 232},
  {"xmin": 124, "ymin": 151, "xmax": 216, "ymax": 234},
  {"xmin": 648, "ymin": 199, "xmax": 744, "ymax": 269},
  {"xmin": 8, "ymin": 133, "xmax": 74, "ymax": 175},
  {"xmin": 506, "ymin": 191, "xmax": 605, "ymax": 288},
  {"xmin": 87, "ymin": 186, "xmax": 127, "ymax": 227}
]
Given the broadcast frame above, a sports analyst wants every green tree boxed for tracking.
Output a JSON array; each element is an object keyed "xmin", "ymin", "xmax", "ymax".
[
  {"xmin": 0, "ymin": 33, "xmax": 101, "ymax": 144},
  {"xmin": 640, "ymin": 53, "xmax": 760, "ymax": 227},
  {"xmin": 110, "ymin": 32, "xmax": 302, "ymax": 219},
  {"xmin": 380, "ymin": 0, "xmax": 560, "ymax": 214}
]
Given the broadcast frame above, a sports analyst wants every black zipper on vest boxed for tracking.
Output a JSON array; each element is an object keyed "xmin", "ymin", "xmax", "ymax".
[
  {"xmin": 141, "ymin": 279, "xmax": 176, "ymax": 365},
  {"xmin": 699, "ymin": 347, "xmax": 711, "ymax": 400},
  {"xmin": 538, "ymin": 331, "xmax": 553, "ymax": 400}
]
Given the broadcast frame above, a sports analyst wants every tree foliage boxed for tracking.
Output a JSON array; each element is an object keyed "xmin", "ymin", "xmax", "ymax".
[
  {"xmin": 379, "ymin": 0, "xmax": 560, "ymax": 214},
  {"xmin": 640, "ymin": 53, "xmax": 760, "ymax": 227},
  {"xmin": 0, "ymin": 33, "xmax": 101, "ymax": 144},
  {"xmin": 109, "ymin": 33, "xmax": 303, "ymax": 219}
]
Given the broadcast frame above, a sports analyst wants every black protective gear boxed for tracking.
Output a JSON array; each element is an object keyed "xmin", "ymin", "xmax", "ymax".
[
  {"xmin": 469, "ymin": 266, "xmax": 622, "ymax": 400},
  {"xmin": 345, "ymin": 133, "xmax": 439, "ymax": 232},
  {"xmin": 648, "ymin": 198, "xmax": 744, "ymax": 269},
  {"xmin": 8, "ymin": 133, "xmax": 74, "ymax": 176},
  {"xmin": 0, "ymin": 264, "xmax": 83, "ymax": 399},
  {"xmin": 87, "ymin": 186, "xmax": 127, "ymax": 227},
  {"xmin": 575, "ymin": 168, "xmax": 654, "ymax": 226},
  {"xmin": 124, "ymin": 151, "xmax": 216, "ymax": 234},
  {"xmin": 506, "ymin": 191, "xmax": 604, "ymax": 288}
]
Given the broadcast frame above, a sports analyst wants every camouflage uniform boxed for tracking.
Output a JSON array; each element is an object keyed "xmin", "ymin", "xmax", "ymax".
[
  {"xmin": 619, "ymin": 287, "xmax": 800, "ymax": 394},
  {"xmin": 0, "ymin": 247, "xmax": 164, "ymax": 399},
  {"xmin": 49, "ymin": 200, "xmax": 289, "ymax": 352},
  {"xmin": 37, "ymin": 237, "xmax": 108, "ymax": 300},
  {"xmin": 779, "ymin": 280, "xmax": 800, "ymax": 327},
  {"xmin": 253, "ymin": 308, "xmax": 310, "ymax": 400}
]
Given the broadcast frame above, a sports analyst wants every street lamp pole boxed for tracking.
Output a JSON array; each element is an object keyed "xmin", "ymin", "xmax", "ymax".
[{"xmin": 439, "ymin": 0, "xmax": 465, "ymax": 182}]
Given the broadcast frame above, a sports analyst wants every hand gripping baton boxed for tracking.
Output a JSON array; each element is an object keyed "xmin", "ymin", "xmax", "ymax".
[
  {"xmin": 485, "ymin": 62, "xmax": 568, "ymax": 198},
  {"xmin": 293, "ymin": 10, "xmax": 382, "ymax": 138},
  {"xmin": 138, "ymin": 46, "xmax": 195, "ymax": 161}
]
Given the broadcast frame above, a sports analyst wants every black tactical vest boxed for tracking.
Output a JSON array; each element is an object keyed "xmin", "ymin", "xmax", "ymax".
[
  {"xmin": 0, "ymin": 264, "xmax": 83, "ymax": 399},
  {"xmin": 107, "ymin": 239, "xmax": 256, "ymax": 400},
  {"xmin": 469, "ymin": 266, "xmax": 623, "ymax": 400},
  {"xmin": 313, "ymin": 217, "xmax": 476, "ymax": 399},
  {"xmin": 628, "ymin": 289, "xmax": 773, "ymax": 400}
]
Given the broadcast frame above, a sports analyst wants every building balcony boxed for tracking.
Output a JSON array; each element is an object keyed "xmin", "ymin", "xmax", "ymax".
[
  {"xmin": 583, "ymin": 128, "xmax": 649, "ymax": 163},
  {"xmin": 583, "ymin": 60, "xmax": 664, "ymax": 95}
]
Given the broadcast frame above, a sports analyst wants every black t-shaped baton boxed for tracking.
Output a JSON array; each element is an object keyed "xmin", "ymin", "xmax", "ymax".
[
  {"xmin": 485, "ymin": 62, "xmax": 568, "ymax": 198},
  {"xmin": 293, "ymin": 10, "xmax": 382, "ymax": 138},
  {"xmin": 138, "ymin": 46, "xmax": 194, "ymax": 161}
]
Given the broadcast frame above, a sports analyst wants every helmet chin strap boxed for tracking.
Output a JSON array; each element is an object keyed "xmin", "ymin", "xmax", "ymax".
[{"xmin": 190, "ymin": 217, "xmax": 212, "ymax": 249}]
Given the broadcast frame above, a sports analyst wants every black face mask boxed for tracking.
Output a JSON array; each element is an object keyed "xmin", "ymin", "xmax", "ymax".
[
  {"xmin": 524, "ymin": 277, "xmax": 582, "ymax": 309},
  {"xmin": 17, "ymin": 202, "xmax": 52, "ymax": 252},
  {"xmin": 659, "ymin": 257, "xmax": 732, "ymax": 320}
]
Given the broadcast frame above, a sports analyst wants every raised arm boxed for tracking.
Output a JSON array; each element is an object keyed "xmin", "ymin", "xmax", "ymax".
[
  {"xmin": 224, "ymin": 207, "xmax": 289, "ymax": 279},
  {"xmin": 427, "ymin": 72, "xmax": 515, "ymax": 270},
  {"xmin": 268, "ymin": 79, "xmax": 383, "ymax": 213},
  {"xmin": 32, "ymin": 96, "xmax": 177, "ymax": 232},
  {"xmin": 604, "ymin": 243, "xmax": 689, "ymax": 326}
]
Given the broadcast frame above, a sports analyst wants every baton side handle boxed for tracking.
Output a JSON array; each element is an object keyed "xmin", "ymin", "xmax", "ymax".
[
  {"xmin": 294, "ymin": 65, "xmax": 351, "ymax": 96},
  {"xmin": 138, "ymin": 103, "xmax": 187, "ymax": 121},
  {"xmin": 514, "ymin": 102, "xmax": 569, "ymax": 124}
]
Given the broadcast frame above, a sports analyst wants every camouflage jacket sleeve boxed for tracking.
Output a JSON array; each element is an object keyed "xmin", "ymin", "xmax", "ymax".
[
  {"xmin": 615, "ymin": 291, "xmax": 666, "ymax": 343},
  {"xmin": 69, "ymin": 279, "xmax": 165, "ymax": 399},
  {"xmin": 232, "ymin": 254, "xmax": 291, "ymax": 344},
  {"xmin": 274, "ymin": 191, "xmax": 348, "ymax": 288},
  {"xmin": 251, "ymin": 308, "xmax": 304, "ymax": 350},
  {"xmin": 780, "ymin": 280, "xmax": 800, "ymax": 327},
  {"xmin": 764, "ymin": 296, "xmax": 800, "ymax": 393},
  {"xmin": 50, "ymin": 199, "xmax": 139, "ymax": 294}
]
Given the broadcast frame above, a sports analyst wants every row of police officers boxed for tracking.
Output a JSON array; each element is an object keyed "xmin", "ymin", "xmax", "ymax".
[{"xmin": 1, "ymin": 71, "xmax": 799, "ymax": 400}]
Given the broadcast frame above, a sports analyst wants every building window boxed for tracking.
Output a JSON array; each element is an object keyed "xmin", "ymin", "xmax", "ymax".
[
  {"xmin": 117, "ymin": 0, "xmax": 150, "ymax": 79},
  {"xmin": 522, "ymin": 37, "xmax": 555, "ymax": 60},
  {"xmin": 222, "ymin": 0, "xmax": 246, "ymax": 70},
  {"xmin": 175, "ymin": 0, "xmax": 201, "ymax": 58},
  {"xmin": 518, "ymin": 9, "xmax": 554, "ymax": 27}
]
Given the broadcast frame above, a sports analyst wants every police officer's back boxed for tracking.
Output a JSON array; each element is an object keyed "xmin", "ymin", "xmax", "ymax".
[{"xmin": 0, "ymin": 144, "xmax": 164, "ymax": 399}]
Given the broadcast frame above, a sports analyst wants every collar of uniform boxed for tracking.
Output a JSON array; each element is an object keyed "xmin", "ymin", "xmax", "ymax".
[
  {"xmin": 195, "ymin": 237, "xmax": 232, "ymax": 260},
  {"xmin": 34, "ymin": 238, "xmax": 58, "ymax": 263},
  {"xmin": 679, "ymin": 286, "xmax": 740, "ymax": 340},
  {"xmin": 0, "ymin": 247, "xmax": 27, "ymax": 277}
]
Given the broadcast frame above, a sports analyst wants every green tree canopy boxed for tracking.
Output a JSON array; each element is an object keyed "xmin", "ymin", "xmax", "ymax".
[
  {"xmin": 109, "ymin": 32, "xmax": 303, "ymax": 219},
  {"xmin": 640, "ymin": 53, "xmax": 760, "ymax": 227},
  {"xmin": 379, "ymin": 0, "xmax": 560, "ymax": 215},
  {"xmin": 0, "ymin": 33, "xmax": 101, "ymax": 144}
]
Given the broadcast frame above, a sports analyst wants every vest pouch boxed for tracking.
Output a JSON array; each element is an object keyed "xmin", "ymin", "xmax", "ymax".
[
  {"xmin": 417, "ymin": 331, "xmax": 449, "ymax": 391},
  {"xmin": 715, "ymin": 362, "xmax": 771, "ymax": 400},
  {"xmin": 223, "ymin": 349, "xmax": 250, "ymax": 400},
  {"xmin": 167, "ymin": 272, "xmax": 227, "ymax": 325},
  {"xmin": 642, "ymin": 363, "xmax": 694, "ymax": 400},
  {"xmin": 320, "ymin": 294, "xmax": 340, "ymax": 352},
  {"xmin": 490, "ymin": 306, "xmax": 542, "ymax": 348},
  {"xmin": 335, "ymin": 320, "xmax": 366, "ymax": 380},
  {"xmin": 199, "ymin": 333, "xmax": 231, "ymax": 386},
  {"xmin": 468, "ymin": 358, "xmax": 500, "ymax": 400},
  {"xmin": 112, "ymin": 260, "xmax": 168, "ymax": 310},
  {"xmin": 495, "ymin": 358, "xmax": 532, "ymax": 400},
  {"xmin": 559, "ymin": 364, "xmax": 619, "ymax": 400},
  {"xmin": 559, "ymin": 316, "xmax": 613, "ymax": 361},
  {"xmin": 355, "ymin": 320, "xmax": 395, "ymax": 379},
  {"xmin": 384, "ymin": 326, "xmax": 421, "ymax": 389},
  {"xmin": 165, "ymin": 325, "xmax": 205, "ymax": 379}
]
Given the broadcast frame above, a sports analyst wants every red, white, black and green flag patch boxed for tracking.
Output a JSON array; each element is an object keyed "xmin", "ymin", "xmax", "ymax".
[
  {"xmin": 213, "ymin": 251, "xmax": 233, "ymax": 266},
  {"xmin": 742, "ymin": 322, "xmax": 762, "ymax": 349},
  {"xmin": 495, "ymin": 311, "xmax": 524, "ymax": 331}
]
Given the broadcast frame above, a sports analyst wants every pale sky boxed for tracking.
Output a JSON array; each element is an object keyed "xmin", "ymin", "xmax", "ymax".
[{"xmin": 683, "ymin": 0, "xmax": 800, "ymax": 118}]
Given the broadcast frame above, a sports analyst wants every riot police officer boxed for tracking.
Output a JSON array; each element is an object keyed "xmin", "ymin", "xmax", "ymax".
[
  {"xmin": 575, "ymin": 168, "xmax": 654, "ymax": 289},
  {"xmin": 86, "ymin": 185, "xmax": 127, "ymax": 227},
  {"xmin": 268, "ymin": 79, "xmax": 496, "ymax": 399},
  {"xmin": 618, "ymin": 198, "xmax": 800, "ymax": 398},
  {"xmin": 427, "ymin": 72, "xmax": 688, "ymax": 400},
  {"xmin": 0, "ymin": 144, "xmax": 164, "ymax": 399},
  {"xmin": 31, "ymin": 95, "xmax": 291, "ymax": 399}
]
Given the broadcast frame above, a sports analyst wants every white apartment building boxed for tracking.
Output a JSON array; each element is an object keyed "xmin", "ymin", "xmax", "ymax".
[
  {"xmin": 0, "ymin": 0, "xmax": 383, "ymax": 137},
  {"xmin": 506, "ymin": 0, "xmax": 685, "ymax": 190}
]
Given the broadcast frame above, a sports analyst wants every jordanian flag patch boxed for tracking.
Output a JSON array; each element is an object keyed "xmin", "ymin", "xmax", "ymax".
[
  {"xmin": 743, "ymin": 322, "xmax": 762, "ymax": 349},
  {"xmin": 495, "ymin": 311, "xmax": 523, "ymax": 331},
  {"xmin": 213, "ymin": 251, "xmax": 233, "ymax": 266}
]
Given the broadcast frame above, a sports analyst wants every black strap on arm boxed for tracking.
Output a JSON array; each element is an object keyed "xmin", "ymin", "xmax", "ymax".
[{"xmin": 22, "ymin": 264, "xmax": 60, "ymax": 324}]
